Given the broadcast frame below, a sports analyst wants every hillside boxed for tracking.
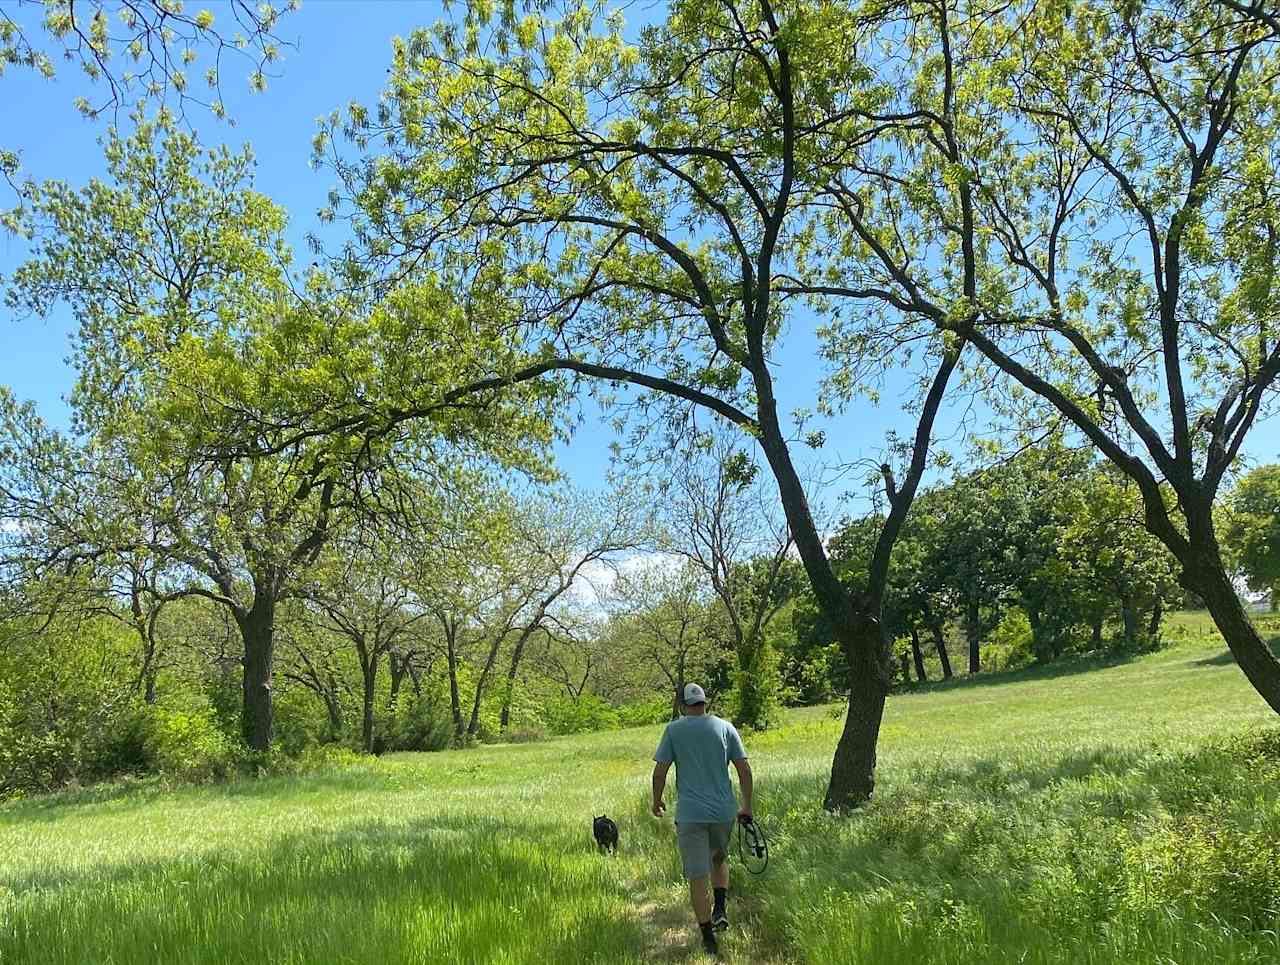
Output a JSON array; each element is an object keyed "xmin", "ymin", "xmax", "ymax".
[{"xmin": 2, "ymin": 612, "xmax": 1278, "ymax": 964}]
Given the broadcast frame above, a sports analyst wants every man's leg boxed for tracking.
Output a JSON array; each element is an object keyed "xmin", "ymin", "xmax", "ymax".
[
  {"xmin": 689, "ymin": 874, "xmax": 713, "ymax": 922},
  {"xmin": 677, "ymin": 824, "xmax": 719, "ymax": 954},
  {"xmin": 710, "ymin": 847, "xmax": 729, "ymax": 928}
]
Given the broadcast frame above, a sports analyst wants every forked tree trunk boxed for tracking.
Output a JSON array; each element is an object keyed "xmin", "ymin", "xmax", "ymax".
[{"xmin": 237, "ymin": 589, "xmax": 277, "ymax": 753}]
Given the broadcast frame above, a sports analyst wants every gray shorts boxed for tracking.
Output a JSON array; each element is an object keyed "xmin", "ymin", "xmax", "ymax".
[{"xmin": 675, "ymin": 821, "xmax": 734, "ymax": 879}]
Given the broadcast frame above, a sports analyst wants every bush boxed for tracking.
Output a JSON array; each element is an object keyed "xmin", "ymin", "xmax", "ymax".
[
  {"xmin": 383, "ymin": 694, "xmax": 453, "ymax": 752},
  {"xmin": 617, "ymin": 695, "xmax": 671, "ymax": 727},
  {"xmin": 142, "ymin": 702, "xmax": 240, "ymax": 783},
  {"xmin": 986, "ymin": 610, "xmax": 1035, "ymax": 671},
  {"xmin": 541, "ymin": 693, "xmax": 620, "ymax": 735}
]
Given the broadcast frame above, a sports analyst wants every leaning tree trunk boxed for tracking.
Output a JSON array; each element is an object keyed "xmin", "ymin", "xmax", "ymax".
[
  {"xmin": 909, "ymin": 626, "xmax": 927, "ymax": 681},
  {"xmin": 823, "ymin": 610, "xmax": 889, "ymax": 810},
  {"xmin": 499, "ymin": 626, "xmax": 538, "ymax": 732},
  {"xmin": 1185, "ymin": 550, "xmax": 1280, "ymax": 714},
  {"xmin": 237, "ymin": 588, "xmax": 277, "ymax": 753},
  {"xmin": 929, "ymin": 620, "xmax": 953, "ymax": 679}
]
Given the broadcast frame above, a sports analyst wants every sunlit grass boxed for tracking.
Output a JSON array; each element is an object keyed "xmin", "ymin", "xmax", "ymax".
[{"xmin": 1, "ymin": 612, "xmax": 1278, "ymax": 963}]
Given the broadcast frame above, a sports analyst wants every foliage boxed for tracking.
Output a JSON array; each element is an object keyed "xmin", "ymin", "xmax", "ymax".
[
  {"xmin": 1228, "ymin": 465, "xmax": 1280, "ymax": 604},
  {"xmin": 0, "ymin": 1, "xmax": 294, "ymax": 122}
]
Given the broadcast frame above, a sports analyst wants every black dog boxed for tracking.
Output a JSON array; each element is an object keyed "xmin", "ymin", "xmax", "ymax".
[{"xmin": 592, "ymin": 814, "xmax": 619, "ymax": 853}]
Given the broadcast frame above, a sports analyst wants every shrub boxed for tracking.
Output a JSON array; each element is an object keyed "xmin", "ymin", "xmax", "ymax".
[
  {"xmin": 142, "ymin": 702, "xmax": 240, "ymax": 783},
  {"xmin": 617, "ymin": 695, "xmax": 670, "ymax": 727},
  {"xmin": 986, "ymin": 610, "xmax": 1035, "ymax": 671},
  {"xmin": 384, "ymin": 694, "xmax": 453, "ymax": 752},
  {"xmin": 541, "ymin": 693, "xmax": 620, "ymax": 735}
]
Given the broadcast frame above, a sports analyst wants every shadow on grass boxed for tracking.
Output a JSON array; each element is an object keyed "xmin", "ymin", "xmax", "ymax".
[
  {"xmin": 742, "ymin": 726, "xmax": 1280, "ymax": 965},
  {"xmin": 891, "ymin": 648, "xmax": 1145, "ymax": 699},
  {"xmin": 0, "ymin": 763, "xmax": 407, "ymax": 824},
  {"xmin": 1193, "ymin": 635, "xmax": 1280, "ymax": 667},
  {"xmin": 1, "ymin": 811, "xmax": 651, "ymax": 965}
]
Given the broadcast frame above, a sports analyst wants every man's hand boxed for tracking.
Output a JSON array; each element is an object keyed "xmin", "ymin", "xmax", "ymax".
[{"xmin": 652, "ymin": 799, "xmax": 667, "ymax": 818}]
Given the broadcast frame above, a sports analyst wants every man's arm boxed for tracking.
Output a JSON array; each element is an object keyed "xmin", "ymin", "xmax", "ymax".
[
  {"xmin": 652, "ymin": 760, "xmax": 672, "ymax": 817},
  {"xmin": 732, "ymin": 757, "xmax": 753, "ymax": 820}
]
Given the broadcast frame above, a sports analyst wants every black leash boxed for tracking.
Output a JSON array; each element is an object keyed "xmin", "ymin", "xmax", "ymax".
[{"xmin": 736, "ymin": 815, "xmax": 769, "ymax": 875}]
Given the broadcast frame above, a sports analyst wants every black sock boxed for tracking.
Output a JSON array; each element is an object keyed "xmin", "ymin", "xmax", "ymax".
[
  {"xmin": 713, "ymin": 887, "xmax": 727, "ymax": 913},
  {"xmin": 699, "ymin": 920, "xmax": 715, "ymax": 935}
]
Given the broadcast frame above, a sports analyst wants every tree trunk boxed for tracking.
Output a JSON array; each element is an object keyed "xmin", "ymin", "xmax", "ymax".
[
  {"xmin": 1148, "ymin": 599, "xmax": 1164, "ymax": 639},
  {"xmin": 1120, "ymin": 593, "xmax": 1138, "ymax": 646},
  {"xmin": 929, "ymin": 620, "xmax": 953, "ymax": 679},
  {"xmin": 909, "ymin": 626, "xmax": 927, "ymax": 682},
  {"xmin": 1090, "ymin": 612, "xmax": 1104, "ymax": 649},
  {"xmin": 237, "ymin": 589, "xmax": 277, "ymax": 753},
  {"xmin": 324, "ymin": 677, "xmax": 343, "ymax": 739},
  {"xmin": 823, "ymin": 611, "xmax": 888, "ymax": 811},
  {"xmin": 733, "ymin": 637, "xmax": 770, "ymax": 730},
  {"xmin": 445, "ymin": 625, "xmax": 464, "ymax": 741},
  {"xmin": 966, "ymin": 598, "xmax": 981, "ymax": 674},
  {"xmin": 467, "ymin": 630, "xmax": 509, "ymax": 737},
  {"xmin": 389, "ymin": 655, "xmax": 408, "ymax": 713},
  {"xmin": 499, "ymin": 626, "xmax": 538, "ymax": 733},
  {"xmin": 361, "ymin": 655, "xmax": 379, "ymax": 754},
  {"xmin": 1185, "ymin": 552, "xmax": 1280, "ymax": 714}
]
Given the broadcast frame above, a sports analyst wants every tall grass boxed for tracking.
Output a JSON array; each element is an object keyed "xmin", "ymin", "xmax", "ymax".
[{"xmin": 1, "ymin": 612, "xmax": 1278, "ymax": 963}]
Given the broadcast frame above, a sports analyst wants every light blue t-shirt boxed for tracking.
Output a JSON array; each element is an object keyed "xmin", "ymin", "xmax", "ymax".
[{"xmin": 654, "ymin": 714, "xmax": 747, "ymax": 823}]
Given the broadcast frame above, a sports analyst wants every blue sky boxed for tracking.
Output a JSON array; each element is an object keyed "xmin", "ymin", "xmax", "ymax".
[{"xmin": 1, "ymin": 0, "xmax": 1275, "ymax": 508}]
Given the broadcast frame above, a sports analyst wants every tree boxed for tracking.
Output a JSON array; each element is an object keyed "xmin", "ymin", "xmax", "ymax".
[
  {"xmin": 299, "ymin": 530, "xmax": 435, "ymax": 753},
  {"xmin": 611, "ymin": 559, "xmax": 729, "ymax": 720},
  {"xmin": 808, "ymin": 0, "xmax": 1280, "ymax": 712},
  {"xmin": 1227, "ymin": 465, "xmax": 1280, "ymax": 608},
  {"xmin": 660, "ymin": 441, "xmax": 798, "ymax": 728},
  {"xmin": 495, "ymin": 487, "xmax": 642, "ymax": 731},
  {"xmin": 4, "ymin": 120, "xmax": 554, "ymax": 751},
  {"xmin": 317, "ymin": 0, "xmax": 964, "ymax": 809},
  {"xmin": 0, "ymin": 1, "xmax": 293, "ymax": 118}
]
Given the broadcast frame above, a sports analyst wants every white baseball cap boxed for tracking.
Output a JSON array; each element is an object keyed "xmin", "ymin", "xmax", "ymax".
[{"xmin": 683, "ymin": 683, "xmax": 708, "ymax": 705}]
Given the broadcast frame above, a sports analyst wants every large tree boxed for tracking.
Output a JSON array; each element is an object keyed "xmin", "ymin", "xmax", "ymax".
[
  {"xmin": 796, "ymin": 0, "xmax": 1280, "ymax": 713},
  {"xmin": 3, "ymin": 120, "xmax": 554, "ymax": 750},
  {"xmin": 317, "ymin": 0, "xmax": 962, "ymax": 808}
]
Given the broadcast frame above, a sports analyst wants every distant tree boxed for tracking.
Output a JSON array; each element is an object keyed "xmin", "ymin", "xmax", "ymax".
[
  {"xmin": 661, "ymin": 442, "xmax": 799, "ymax": 729},
  {"xmin": 1227, "ymin": 466, "xmax": 1280, "ymax": 609},
  {"xmin": 612, "ymin": 560, "xmax": 729, "ymax": 720}
]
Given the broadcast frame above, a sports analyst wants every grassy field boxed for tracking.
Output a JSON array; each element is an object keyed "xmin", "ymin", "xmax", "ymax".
[{"xmin": 3, "ymin": 612, "xmax": 1280, "ymax": 964}]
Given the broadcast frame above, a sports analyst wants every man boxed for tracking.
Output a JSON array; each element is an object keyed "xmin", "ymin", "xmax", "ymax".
[{"xmin": 651, "ymin": 682, "xmax": 753, "ymax": 957}]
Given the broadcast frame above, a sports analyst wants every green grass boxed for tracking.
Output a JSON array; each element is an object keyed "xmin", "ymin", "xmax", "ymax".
[{"xmin": 3, "ymin": 611, "xmax": 1280, "ymax": 963}]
